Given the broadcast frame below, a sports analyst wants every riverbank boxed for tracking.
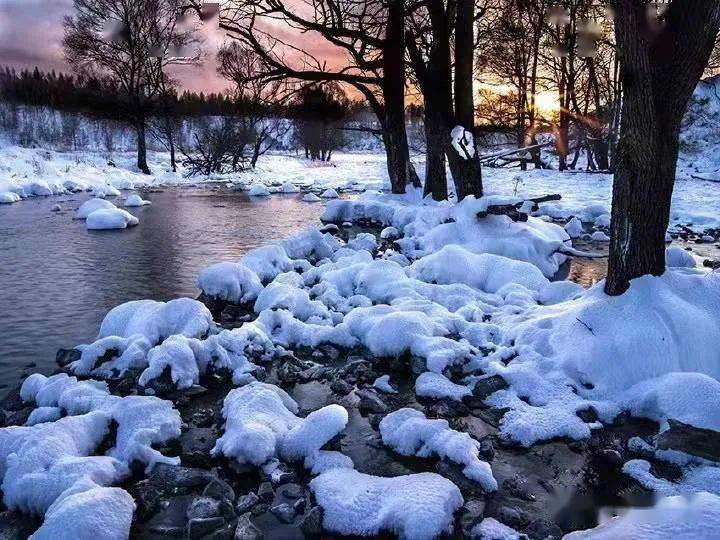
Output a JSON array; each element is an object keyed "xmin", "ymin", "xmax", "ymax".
[{"xmin": 1, "ymin": 188, "xmax": 718, "ymax": 539}]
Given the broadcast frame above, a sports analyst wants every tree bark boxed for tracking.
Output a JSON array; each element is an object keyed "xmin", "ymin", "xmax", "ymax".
[
  {"xmin": 449, "ymin": 0, "xmax": 483, "ymax": 200},
  {"xmin": 136, "ymin": 118, "xmax": 150, "ymax": 175},
  {"xmin": 605, "ymin": 0, "xmax": 720, "ymax": 296},
  {"xmin": 383, "ymin": 0, "xmax": 421, "ymax": 193}
]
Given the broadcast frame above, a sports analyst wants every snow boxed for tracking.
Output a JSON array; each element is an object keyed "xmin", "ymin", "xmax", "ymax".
[
  {"xmin": 30, "ymin": 483, "xmax": 135, "ymax": 540},
  {"xmin": 470, "ymin": 518, "xmax": 521, "ymax": 540},
  {"xmin": 249, "ymin": 183, "xmax": 270, "ymax": 197},
  {"xmin": 590, "ymin": 231, "xmax": 610, "ymax": 242},
  {"xmin": 85, "ymin": 208, "xmax": 139, "ymax": 230},
  {"xmin": 380, "ymin": 408, "xmax": 497, "ymax": 491},
  {"xmin": 373, "ymin": 374, "xmax": 398, "ymax": 394},
  {"xmin": 303, "ymin": 192, "xmax": 322, "ymax": 202},
  {"xmin": 92, "ymin": 185, "xmax": 121, "ymax": 198},
  {"xmin": 281, "ymin": 182, "xmax": 300, "ymax": 193},
  {"xmin": 76, "ymin": 198, "xmax": 117, "ymax": 219},
  {"xmin": 415, "ymin": 372, "xmax": 472, "ymax": 401},
  {"xmin": 124, "ymin": 194, "xmax": 151, "ymax": 207},
  {"xmin": 138, "ymin": 335, "xmax": 200, "ymax": 390},
  {"xmin": 564, "ymin": 216, "xmax": 585, "ymax": 238},
  {"xmin": 666, "ymin": 246, "xmax": 697, "ymax": 268},
  {"xmin": 450, "ymin": 126, "xmax": 476, "ymax": 159},
  {"xmin": 212, "ymin": 382, "xmax": 348, "ymax": 466},
  {"xmin": 197, "ymin": 262, "xmax": 263, "ymax": 304},
  {"xmin": 622, "ymin": 459, "xmax": 720, "ymax": 497},
  {"xmin": 565, "ymin": 492, "xmax": 720, "ymax": 540},
  {"xmin": 0, "ymin": 191, "xmax": 21, "ymax": 204},
  {"xmin": 310, "ymin": 468, "xmax": 463, "ymax": 540},
  {"xmin": 242, "ymin": 244, "xmax": 295, "ymax": 282},
  {"xmin": 321, "ymin": 188, "xmax": 339, "ymax": 198}
]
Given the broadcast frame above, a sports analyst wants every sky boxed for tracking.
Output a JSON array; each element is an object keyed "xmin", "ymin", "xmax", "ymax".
[{"xmin": 0, "ymin": 0, "xmax": 230, "ymax": 93}]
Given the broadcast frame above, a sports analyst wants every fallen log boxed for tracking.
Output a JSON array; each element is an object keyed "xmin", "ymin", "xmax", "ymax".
[
  {"xmin": 656, "ymin": 419, "xmax": 720, "ymax": 461},
  {"xmin": 476, "ymin": 194, "xmax": 562, "ymax": 222}
]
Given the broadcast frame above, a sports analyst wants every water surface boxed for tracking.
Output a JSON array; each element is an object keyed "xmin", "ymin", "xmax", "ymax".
[{"xmin": 0, "ymin": 188, "xmax": 327, "ymax": 393}]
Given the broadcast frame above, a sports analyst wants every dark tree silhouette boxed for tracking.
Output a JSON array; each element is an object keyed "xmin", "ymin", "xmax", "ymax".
[{"xmin": 605, "ymin": 0, "xmax": 720, "ymax": 295}]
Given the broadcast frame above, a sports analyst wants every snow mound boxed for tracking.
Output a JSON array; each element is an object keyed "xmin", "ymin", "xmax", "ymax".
[
  {"xmin": 321, "ymin": 188, "xmax": 339, "ymax": 198},
  {"xmin": 666, "ymin": 246, "xmax": 696, "ymax": 268},
  {"xmin": 242, "ymin": 245, "xmax": 295, "ymax": 282},
  {"xmin": 281, "ymin": 182, "xmax": 300, "ymax": 193},
  {"xmin": 564, "ymin": 492, "xmax": 720, "ymax": 540},
  {"xmin": 249, "ymin": 184, "xmax": 270, "ymax": 197},
  {"xmin": 197, "ymin": 262, "xmax": 263, "ymax": 304},
  {"xmin": 0, "ymin": 191, "xmax": 21, "ymax": 204},
  {"xmin": 373, "ymin": 374, "xmax": 398, "ymax": 394},
  {"xmin": 415, "ymin": 372, "xmax": 472, "ymax": 401},
  {"xmin": 92, "ymin": 185, "xmax": 121, "ymax": 198},
  {"xmin": 380, "ymin": 408, "xmax": 497, "ymax": 491},
  {"xmin": 310, "ymin": 468, "xmax": 463, "ymax": 540},
  {"xmin": 564, "ymin": 216, "xmax": 584, "ymax": 238},
  {"xmin": 76, "ymin": 198, "xmax": 116, "ymax": 219},
  {"xmin": 124, "ymin": 194, "xmax": 151, "ymax": 207},
  {"xmin": 30, "ymin": 482, "xmax": 135, "ymax": 540},
  {"xmin": 303, "ymin": 192, "xmax": 322, "ymax": 202},
  {"xmin": 86, "ymin": 208, "xmax": 139, "ymax": 230},
  {"xmin": 212, "ymin": 382, "xmax": 348, "ymax": 466},
  {"xmin": 470, "ymin": 517, "xmax": 521, "ymax": 539}
]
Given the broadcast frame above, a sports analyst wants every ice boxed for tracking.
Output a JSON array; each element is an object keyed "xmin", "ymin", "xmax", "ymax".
[
  {"xmin": 380, "ymin": 408, "xmax": 497, "ymax": 491},
  {"xmin": 76, "ymin": 198, "xmax": 117, "ymax": 219},
  {"xmin": 124, "ymin": 194, "xmax": 151, "ymax": 207},
  {"xmin": 212, "ymin": 382, "xmax": 348, "ymax": 466},
  {"xmin": 564, "ymin": 216, "xmax": 584, "ymax": 238},
  {"xmin": 85, "ymin": 208, "xmax": 139, "ymax": 230},
  {"xmin": 197, "ymin": 262, "xmax": 263, "ymax": 304},
  {"xmin": 0, "ymin": 191, "xmax": 21, "ymax": 204},
  {"xmin": 564, "ymin": 492, "xmax": 720, "ymax": 539},
  {"xmin": 310, "ymin": 468, "xmax": 463, "ymax": 540}
]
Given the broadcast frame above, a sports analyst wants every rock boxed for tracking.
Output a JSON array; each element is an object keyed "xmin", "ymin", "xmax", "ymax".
[
  {"xmin": 268, "ymin": 466, "xmax": 295, "ymax": 486},
  {"xmin": 235, "ymin": 493, "xmax": 260, "ymax": 514},
  {"xmin": 188, "ymin": 517, "xmax": 226, "ymax": 539},
  {"xmin": 0, "ymin": 407, "xmax": 32, "ymax": 427},
  {"xmin": 128, "ymin": 480, "xmax": 163, "ymax": 520},
  {"xmin": 250, "ymin": 504, "xmax": 269, "ymax": 516},
  {"xmin": 299, "ymin": 506, "xmax": 324, "ymax": 536},
  {"xmin": 270, "ymin": 503, "xmax": 296, "ymax": 523},
  {"xmin": 149, "ymin": 524, "xmax": 186, "ymax": 537},
  {"xmin": 460, "ymin": 499, "xmax": 486, "ymax": 535},
  {"xmin": 524, "ymin": 518, "xmax": 563, "ymax": 540},
  {"xmin": 597, "ymin": 448, "xmax": 623, "ymax": 467},
  {"xmin": 356, "ymin": 389, "xmax": 388, "ymax": 414},
  {"xmin": 477, "ymin": 438, "xmax": 495, "ymax": 461},
  {"xmin": 257, "ymin": 482, "xmax": 274, "ymax": 503},
  {"xmin": 472, "ymin": 375, "xmax": 509, "ymax": 400},
  {"xmin": 203, "ymin": 478, "xmax": 236, "ymax": 503},
  {"xmin": 234, "ymin": 514, "xmax": 263, "ymax": 540},
  {"xmin": 0, "ymin": 510, "xmax": 37, "ymax": 540},
  {"xmin": 426, "ymin": 399, "xmax": 468, "ymax": 418},
  {"xmin": 292, "ymin": 497, "xmax": 306, "ymax": 514},
  {"xmin": 502, "ymin": 476, "xmax": 537, "ymax": 502},
  {"xmin": 496, "ymin": 505, "xmax": 531, "ymax": 529},
  {"xmin": 657, "ymin": 419, "xmax": 720, "ymax": 461},
  {"xmin": 204, "ymin": 521, "xmax": 236, "ymax": 540},
  {"xmin": 190, "ymin": 408, "xmax": 216, "ymax": 428},
  {"xmin": 150, "ymin": 464, "xmax": 216, "ymax": 490},
  {"xmin": 281, "ymin": 484, "xmax": 305, "ymax": 499},
  {"xmin": 181, "ymin": 428, "xmax": 217, "ymax": 468},
  {"xmin": 56, "ymin": 348, "xmax": 81, "ymax": 367},
  {"xmin": 187, "ymin": 497, "xmax": 221, "ymax": 520},
  {"xmin": 330, "ymin": 378, "xmax": 353, "ymax": 396},
  {"xmin": 577, "ymin": 407, "xmax": 599, "ymax": 423}
]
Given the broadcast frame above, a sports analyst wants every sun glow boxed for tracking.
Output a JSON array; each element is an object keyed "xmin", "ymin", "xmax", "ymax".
[{"xmin": 534, "ymin": 90, "xmax": 561, "ymax": 115}]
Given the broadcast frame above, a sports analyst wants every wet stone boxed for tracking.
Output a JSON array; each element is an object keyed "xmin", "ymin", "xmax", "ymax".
[
  {"xmin": 203, "ymin": 478, "xmax": 236, "ymax": 503},
  {"xmin": 356, "ymin": 388, "xmax": 388, "ymax": 413},
  {"xmin": 460, "ymin": 499, "xmax": 486, "ymax": 535},
  {"xmin": 188, "ymin": 517, "xmax": 226, "ymax": 539},
  {"xmin": 524, "ymin": 518, "xmax": 563, "ymax": 540},
  {"xmin": 250, "ymin": 503, "xmax": 269, "ymax": 516},
  {"xmin": 55, "ymin": 348, "xmax": 81, "ymax": 367},
  {"xmin": 235, "ymin": 493, "xmax": 260, "ymax": 514},
  {"xmin": 299, "ymin": 506, "xmax": 324, "ymax": 536},
  {"xmin": 257, "ymin": 482, "xmax": 274, "ymax": 503},
  {"xmin": 187, "ymin": 497, "xmax": 221, "ymax": 520},
  {"xmin": 472, "ymin": 375, "xmax": 509, "ymax": 400},
  {"xmin": 281, "ymin": 484, "xmax": 305, "ymax": 499},
  {"xmin": 270, "ymin": 503, "xmax": 297, "ymax": 523},
  {"xmin": 495, "ymin": 505, "xmax": 531, "ymax": 530},
  {"xmin": 234, "ymin": 513, "xmax": 263, "ymax": 540},
  {"xmin": 150, "ymin": 464, "xmax": 216, "ymax": 490},
  {"xmin": 330, "ymin": 378, "xmax": 353, "ymax": 396}
]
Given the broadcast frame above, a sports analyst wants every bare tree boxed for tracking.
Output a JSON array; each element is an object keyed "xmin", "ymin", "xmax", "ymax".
[
  {"xmin": 605, "ymin": 0, "xmax": 720, "ymax": 295},
  {"xmin": 64, "ymin": 0, "xmax": 198, "ymax": 174}
]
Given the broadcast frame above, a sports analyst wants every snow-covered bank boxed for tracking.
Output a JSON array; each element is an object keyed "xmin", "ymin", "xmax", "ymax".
[{"xmin": 2, "ymin": 185, "xmax": 720, "ymax": 537}]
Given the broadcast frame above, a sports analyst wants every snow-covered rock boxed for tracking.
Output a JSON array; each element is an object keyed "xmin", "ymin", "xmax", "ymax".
[
  {"xmin": 373, "ymin": 375, "xmax": 398, "ymax": 394},
  {"xmin": 92, "ymin": 185, "xmax": 121, "ymax": 198},
  {"xmin": 590, "ymin": 230, "xmax": 610, "ymax": 242},
  {"xmin": 0, "ymin": 191, "xmax": 21, "ymax": 204},
  {"xmin": 470, "ymin": 518, "xmax": 521, "ymax": 540},
  {"xmin": 85, "ymin": 208, "xmax": 139, "ymax": 230},
  {"xmin": 564, "ymin": 216, "xmax": 584, "ymax": 238},
  {"xmin": 310, "ymin": 468, "xmax": 463, "ymax": 540},
  {"xmin": 76, "ymin": 198, "xmax": 116, "ymax": 219},
  {"xmin": 380, "ymin": 408, "xmax": 496, "ymax": 491},
  {"xmin": 303, "ymin": 193, "xmax": 322, "ymax": 202},
  {"xmin": 197, "ymin": 262, "xmax": 263, "ymax": 304},
  {"xmin": 321, "ymin": 188, "xmax": 339, "ymax": 198},
  {"xmin": 415, "ymin": 372, "xmax": 471, "ymax": 401},
  {"xmin": 281, "ymin": 182, "xmax": 300, "ymax": 193},
  {"xmin": 249, "ymin": 184, "xmax": 270, "ymax": 197},
  {"xmin": 124, "ymin": 194, "xmax": 151, "ymax": 207}
]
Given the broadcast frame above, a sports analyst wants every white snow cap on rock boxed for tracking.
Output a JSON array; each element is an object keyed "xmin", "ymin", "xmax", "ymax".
[
  {"xmin": 321, "ymin": 188, "xmax": 339, "ymax": 198},
  {"xmin": 0, "ymin": 192, "xmax": 21, "ymax": 204},
  {"xmin": 666, "ymin": 246, "xmax": 696, "ymax": 268},
  {"xmin": 590, "ymin": 231, "xmax": 610, "ymax": 242},
  {"xmin": 76, "ymin": 198, "xmax": 116, "ymax": 219},
  {"xmin": 281, "ymin": 182, "xmax": 300, "ymax": 193},
  {"xmin": 380, "ymin": 408, "xmax": 497, "ymax": 491},
  {"xmin": 470, "ymin": 517, "xmax": 521, "ymax": 540},
  {"xmin": 86, "ymin": 208, "xmax": 139, "ymax": 230},
  {"xmin": 197, "ymin": 262, "xmax": 263, "ymax": 304},
  {"xmin": 310, "ymin": 468, "xmax": 463, "ymax": 540},
  {"xmin": 249, "ymin": 184, "xmax": 270, "ymax": 197},
  {"xmin": 212, "ymin": 382, "xmax": 348, "ymax": 466},
  {"xmin": 303, "ymin": 192, "xmax": 322, "ymax": 202},
  {"xmin": 124, "ymin": 194, "xmax": 151, "ymax": 207},
  {"xmin": 564, "ymin": 216, "xmax": 584, "ymax": 238},
  {"xmin": 415, "ymin": 372, "xmax": 471, "ymax": 401}
]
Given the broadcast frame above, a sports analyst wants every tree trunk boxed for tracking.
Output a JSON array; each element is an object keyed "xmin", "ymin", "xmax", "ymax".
[
  {"xmin": 423, "ymin": 102, "xmax": 449, "ymax": 200},
  {"xmin": 449, "ymin": 0, "xmax": 483, "ymax": 200},
  {"xmin": 605, "ymin": 0, "xmax": 720, "ymax": 295},
  {"xmin": 168, "ymin": 130, "xmax": 177, "ymax": 173},
  {"xmin": 383, "ymin": 0, "xmax": 421, "ymax": 193},
  {"xmin": 136, "ymin": 119, "xmax": 150, "ymax": 175}
]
